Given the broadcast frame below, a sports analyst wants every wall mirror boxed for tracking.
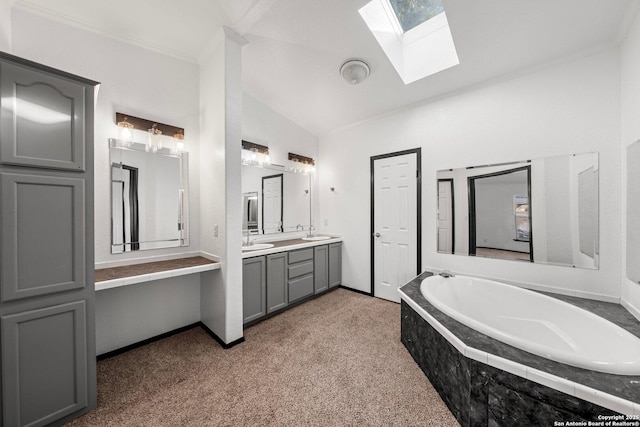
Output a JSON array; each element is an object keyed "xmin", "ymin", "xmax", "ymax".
[
  {"xmin": 241, "ymin": 164, "xmax": 311, "ymax": 235},
  {"xmin": 437, "ymin": 152, "xmax": 599, "ymax": 269},
  {"xmin": 627, "ymin": 140, "xmax": 640, "ymax": 282},
  {"xmin": 110, "ymin": 139, "xmax": 189, "ymax": 253}
]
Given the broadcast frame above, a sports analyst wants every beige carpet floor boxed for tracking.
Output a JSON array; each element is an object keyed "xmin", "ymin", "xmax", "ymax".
[{"xmin": 68, "ymin": 288, "xmax": 458, "ymax": 426}]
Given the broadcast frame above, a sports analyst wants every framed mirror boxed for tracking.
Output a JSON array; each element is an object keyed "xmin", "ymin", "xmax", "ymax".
[
  {"xmin": 241, "ymin": 164, "xmax": 311, "ymax": 235},
  {"xmin": 437, "ymin": 152, "xmax": 599, "ymax": 269},
  {"xmin": 110, "ymin": 139, "xmax": 189, "ymax": 253}
]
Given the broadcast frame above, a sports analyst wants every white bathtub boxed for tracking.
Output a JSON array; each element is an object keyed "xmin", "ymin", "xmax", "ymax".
[{"xmin": 420, "ymin": 274, "xmax": 640, "ymax": 376}]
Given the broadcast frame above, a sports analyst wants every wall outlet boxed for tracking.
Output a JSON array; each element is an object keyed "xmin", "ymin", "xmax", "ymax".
[
  {"xmin": 324, "ymin": 219, "xmax": 328, "ymax": 226},
  {"xmin": 214, "ymin": 224, "xmax": 219, "ymax": 237}
]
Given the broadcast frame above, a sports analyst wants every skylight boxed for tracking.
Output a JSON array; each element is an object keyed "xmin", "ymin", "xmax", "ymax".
[
  {"xmin": 388, "ymin": 0, "xmax": 445, "ymax": 33},
  {"xmin": 359, "ymin": 0, "xmax": 459, "ymax": 84}
]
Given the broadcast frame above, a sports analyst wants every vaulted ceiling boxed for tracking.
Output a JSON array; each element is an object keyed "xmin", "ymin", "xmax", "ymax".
[{"xmin": 14, "ymin": 0, "xmax": 637, "ymax": 135}]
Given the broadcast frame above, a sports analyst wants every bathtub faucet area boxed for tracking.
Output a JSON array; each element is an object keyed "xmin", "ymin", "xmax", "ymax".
[{"xmin": 439, "ymin": 270, "xmax": 455, "ymax": 278}]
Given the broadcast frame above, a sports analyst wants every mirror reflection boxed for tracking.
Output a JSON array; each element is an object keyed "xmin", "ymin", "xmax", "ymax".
[
  {"xmin": 241, "ymin": 164, "xmax": 311, "ymax": 235},
  {"xmin": 110, "ymin": 140, "xmax": 189, "ymax": 253},
  {"xmin": 437, "ymin": 152, "xmax": 599, "ymax": 269}
]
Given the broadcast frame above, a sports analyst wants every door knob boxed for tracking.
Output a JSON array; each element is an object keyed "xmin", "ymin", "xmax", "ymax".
[{"xmin": 374, "ymin": 232, "xmax": 381, "ymax": 238}]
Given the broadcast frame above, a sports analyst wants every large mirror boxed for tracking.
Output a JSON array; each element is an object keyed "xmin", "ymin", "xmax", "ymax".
[
  {"xmin": 437, "ymin": 152, "xmax": 599, "ymax": 269},
  {"xmin": 241, "ymin": 164, "xmax": 311, "ymax": 235},
  {"xmin": 110, "ymin": 139, "xmax": 189, "ymax": 253},
  {"xmin": 627, "ymin": 140, "xmax": 640, "ymax": 282}
]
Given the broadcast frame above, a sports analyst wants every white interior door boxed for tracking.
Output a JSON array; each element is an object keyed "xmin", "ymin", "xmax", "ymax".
[
  {"xmin": 262, "ymin": 174, "xmax": 283, "ymax": 232},
  {"xmin": 373, "ymin": 152, "xmax": 418, "ymax": 303},
  {"xmin": 437, "ymin": 179, "xmax": 453, "ymax": 254}
]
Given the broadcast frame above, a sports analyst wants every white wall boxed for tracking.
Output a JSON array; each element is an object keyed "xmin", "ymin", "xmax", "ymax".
[
  {"xmin": 95, "ymin": 276, "xmax": 200, "ymax": 355},
  {"xmin": 0, "ymin": 0, "xmax": 12, "ymax": 52},
  {"xmin": 621, "ymin": 10, "xmax": 640, "ymax": 319},
  {"xmin": 319, "ymin": 48, "xmax": 622, "ymax": 300}
]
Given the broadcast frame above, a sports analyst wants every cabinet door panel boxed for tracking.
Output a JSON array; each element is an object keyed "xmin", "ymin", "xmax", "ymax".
[
  {"xmin": 314, "ymin": 245, "xmax": 328, "ymax": 294},
  {"xmin": 289, "ymin": 275, "xmax": 314, "ymax": 303},
  {"xmin": 329, "ymin": 243, "xmax": 342, "ymax": 288},
  {"xmin": 0, "ymin": 62, "xmax": 85, "ymax": 171},
  {"xmin": 243, "ymin": 257, "xmax": 266, "ymax": 323},
  {"xmin": 1, "ymin": 173, "xmax": 85, "ymax": 302},
  {"xmin": 267, "ymin": 253, "xmax": 287, "ymax": 313},
  {"xmin": 1, "ymin": 300, "xmax": 88, "ymax": 427}
]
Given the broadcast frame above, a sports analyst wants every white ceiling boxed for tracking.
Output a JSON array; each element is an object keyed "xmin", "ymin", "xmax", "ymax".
[{"xmin": 14, "ymin": 0, "xmax": 637, "ymax": 136}]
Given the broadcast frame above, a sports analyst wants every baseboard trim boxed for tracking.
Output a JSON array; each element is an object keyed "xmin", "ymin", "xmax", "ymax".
[
  {"xmin": 199, "ymin": 321, "xmax": 245, "ymax": 349},
  {"xmin": 339, "ymin": 285, "xmax": 373, "ymax": 297},
  {"xmin": 97, "ymin": 322, "xmax": 201, "ymax": 360},
  {"xmin": 97, "ymin": 322, "xmax": 245, "ymax": 360}
]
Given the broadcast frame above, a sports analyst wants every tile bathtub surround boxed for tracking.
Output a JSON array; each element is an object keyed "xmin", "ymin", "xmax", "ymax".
[
  {"xmin": 95, "ymin": 256, "xmax": 218, "ymax": 282},
  {"xmin": 399, "ymin": 272, "xmax": 640, "ymax": 415}
]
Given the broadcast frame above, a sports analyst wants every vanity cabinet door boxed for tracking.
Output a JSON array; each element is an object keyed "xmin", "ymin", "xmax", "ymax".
[
  {"xmin": 1, "ymin": 173, "xmax": 85, "ymax": 302},
  {"xmin": 0, "ymin": 61, "xmax": 86, "ymax": 171},
  {"xmin": 1, "ymin": 301, "xmax": 88, "ymax": 427},
  {"xmin": 266, "ymin": 253, "xmax": 287, "ymax": 314},
  {"xmin": 243, "ymin": 256, "xmax": 266, "ymax": 324},
  {"xmin": 329, "ymin": 242, "xmax": 342, "ymax": 288},
  {"xmin": 314, "ymin": 245, "xmax": 329, "ymax": 294}
]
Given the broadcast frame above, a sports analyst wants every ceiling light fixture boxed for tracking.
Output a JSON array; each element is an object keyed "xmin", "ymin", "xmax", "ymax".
[{"xmin": 340, "ymin": 59, "xmax": 370, "ymax": 85}]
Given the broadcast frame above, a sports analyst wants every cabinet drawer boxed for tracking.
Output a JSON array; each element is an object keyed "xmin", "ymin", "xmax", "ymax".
[
  {"xmin": 288, "ymin": 260, "xmax": 313, "ymax": 279},
  {"xmin": 288, "ymin": 248, "xmax": 313, "ymax": 264},
  {"xmin": 288, "ymin": 274, "xmax": 314, "ymax": 303}
]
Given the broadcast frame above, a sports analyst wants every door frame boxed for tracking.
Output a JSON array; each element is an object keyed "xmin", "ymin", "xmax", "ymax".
[
  {"xmin": 467, "ymin": 165, "xmax": 533, "ymax": 261},
  {"xmin": 261, "ymin": 173, "xmax": 284, "ymax": 232},
  {"xmin": 437, "ymin": 178, "xmax": 455, "ymax": 254},
  {"xmin": 370, "ymin": 148, "xmax": 422, "ymax": 297}
]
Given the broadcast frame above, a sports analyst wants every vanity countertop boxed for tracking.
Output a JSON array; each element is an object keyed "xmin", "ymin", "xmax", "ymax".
[
  {"xmin": 95, "ymin": 256, "xmax": 219, "ymax": 291},
  {"xmin": 242, "ymin": 236, "xmax": 343, "ymax": 258}
]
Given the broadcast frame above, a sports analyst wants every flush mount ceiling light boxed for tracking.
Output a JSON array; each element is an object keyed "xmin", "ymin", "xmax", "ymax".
[{"xmin": 340, "ymin": 59, "xmax": 370, "ymax": 85}]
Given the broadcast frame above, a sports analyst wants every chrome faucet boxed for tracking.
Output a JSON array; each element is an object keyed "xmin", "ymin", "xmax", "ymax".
[
  {"xmin": 439, "ymin": 270, "xmax": 454, "ymax": 278},
  {"xmin": 307, "ymin": 225, "xmax": 315, "ymax": 238},
  {"xmin": 243, "ymin": 230, "xmax": 252, "ymax": 246}
]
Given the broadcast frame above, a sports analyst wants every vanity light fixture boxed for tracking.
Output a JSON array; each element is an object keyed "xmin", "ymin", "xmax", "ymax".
[
  {"xmin": 116, "ymin": 116, "xmax": 134, "ymax": 146},
  {"xmin": 242, "ymin": 140, "xmax": 270, "ymax": 166},
  {"xmin": 114, "ymin": 112, "xmax": 186, "ymax": 153},
  {"xmin": 288, "ymin": 152, "xmax": 315, "ymax": 174},
  {"xmin": 173, "ymin": 130, "xmax": 185, "ymax": 152}
]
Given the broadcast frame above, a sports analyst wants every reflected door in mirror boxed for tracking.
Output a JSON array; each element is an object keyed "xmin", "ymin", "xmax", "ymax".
[{"xmin": 436, "ymin": 152, "xmax": 598, "ymax": 269}]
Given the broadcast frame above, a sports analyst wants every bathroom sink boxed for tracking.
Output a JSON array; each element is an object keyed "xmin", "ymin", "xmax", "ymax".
[
  {"xmin": 302, "ymin": 236, "xmax": 331, "ymax": 241},
  {"xmin": 242, "ymin": 243, "xmax": 275, "ymax": 251}
]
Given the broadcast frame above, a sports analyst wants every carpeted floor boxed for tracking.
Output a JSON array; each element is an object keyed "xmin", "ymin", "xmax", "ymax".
[{"xmin": 68, "ymin": 288, "xmax": 458, "ymax": 426}]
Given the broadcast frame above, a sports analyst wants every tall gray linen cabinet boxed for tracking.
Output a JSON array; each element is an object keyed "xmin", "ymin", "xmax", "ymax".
[{"xmin": 0, "ymin": 51, "xmax": 98, "ymax": 427}]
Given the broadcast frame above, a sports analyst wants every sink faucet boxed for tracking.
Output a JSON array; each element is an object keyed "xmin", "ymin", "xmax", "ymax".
[
  {"xmin": 243, "ymin": 230, "xmax": 252, "ymax": 246},
  {"xmin": 307, "ymin": 225, "xmax": 315, "ymax": 238},
  {"xmin": 439, "ymin": 270, "xmax": 454, "ymax": 278}
]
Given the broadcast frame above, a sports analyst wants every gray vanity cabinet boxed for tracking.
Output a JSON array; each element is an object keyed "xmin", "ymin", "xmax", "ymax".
[
  {"xmin": 288, "ymin": 248, "xmax": 314, "ymax": 303},
  {"xmin": 266, "ymin": 252, "xmax": 288, "ymax": 314},
  {"xmin": 243, "ymin": 256, "xmax": 266, "ymax": 324},
  {"xmin": 329, "ymin": 242, "xmax": 342, "ymax": 288},
  {"xmin": 314, "ymin": 245, "xmax": 329, "ymax": 294},
  {"xmin": 0, "ymin": 52, "xmax": 98, "ymax": 427}
]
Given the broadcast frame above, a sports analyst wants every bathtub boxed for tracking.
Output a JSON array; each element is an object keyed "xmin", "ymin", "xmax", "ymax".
[{"xmin": 420, "ymin": 274, "xmax": 640, "ymax": 376}]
